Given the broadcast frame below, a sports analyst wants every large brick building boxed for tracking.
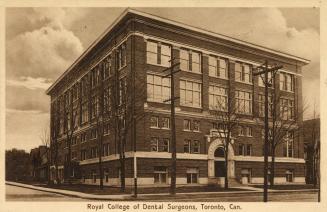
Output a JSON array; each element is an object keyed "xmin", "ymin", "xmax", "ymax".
[{"xmin": 46, "ymin": 9, "xmax": 309, "ymax": 186}]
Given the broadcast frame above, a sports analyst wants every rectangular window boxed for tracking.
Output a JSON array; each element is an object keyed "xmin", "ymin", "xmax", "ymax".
[
  {"xmin": 102, "ymin": 143, "xmax": 110, "ymax": 156},
  {"xmin": 258, "ymin": 94, "xmax": 273, "ymax": 117},
  {"xmin": 81, "ymin": 132, "xmax": 87, "ymax": 143},
  {"xmin": 280, "ymin": 73, "xmax": 294, "ymax": 92},
  {"xmin": 180, "ymin": 80, "xmax": 202, "ymax": 107},
  {"xmin": 280, "ymin": 98, "xmax": 294, "ymax": 120},
  {"xmin": 161, "ymin": 138, "xmax": 169, "ymax": 152},
  {"xmin": 192, "ymin": 140, "xmax": 200, "ymax": 153},
  {"xmin": 117, "ymin": 42, "xmax": 126, "ymax": 69},
  {"xmin": 91, "ymin": 96, "xmax": 98, "ymax": 119},
  {"xmin": 154, "ymin": 166, "xmax": 167, "ymax": 184},
  {"xmin": 90, "ymin": 147, "xmax": 98, "ymax": 158},
  {"xmin": 183, "ymin": 119, "xmax": 191, "ymax": 131},
  {"xmin": 150, "ymin": 137, "xmax": 159, "ymax": 152},
  {"xmin": 71, "ymin": 151, "xmax": 77, "ymax": 160},
  {"xmin": 180, "ymin": 49, "xmax": 201, "ymax": 73},
  {"xmin": 104, "ymin": 55, "xmax": 112, "ymax": 78},
  {"xmin": 285, "ymin": 170, "xmax": 294, "ymax": 182},
  {"xmin": 90, "ymin": 129, "xmax": 97, "ymax": 140},
  {"xmin": 193, "ymin": 120, "xmax": 200, "ymax": 132},
  {"xmin": 162, "ymin": 117, "xmax": 170, "ymax": 129},
  {"xmin": 146, "ymin": 41, "xmax": 171, "ymax": 67},
  {"xmin": 104, "ymin": 86, "xmax": 111, "ymax": 114},
  {"xmin": 209, "ymin": 57, "xmax": 228, "ymax": 78},
  {"xmin": 235, "ymin": 90, "xmax": 253, "ymax": 114},
  {"xmin": 147, "ymin": 74, "xmax": 171, "ymax": 103},
  {"xmin": 283, "ymin": 131, "xmax": 294, "ymax": 157},
  {"xmin": 184, "ymin": 139, "xmax": 191, "ymax": 153},
  {"xmin": 209, "ymin": 85, "xmax": 228, "ymax": 111},
  {"xmin": 239, "ymin": 144, "xmax": 245, "ymax": 155},
  {"xmin": 246, "ymin": 144, "xmax": 252, "ymax": 156},
  {"xmin": 150, "ymin": 116, "xmax": 159, "ymax": 128},
  {"xmin": 258, "ymin": 71, "xmax": 274, "ymax": 87},
  {"xmin": 235, "ymin": 63, "xmax": 252, "ymax": 83},
  {"xmin": 103, "ymin": 123, "xmax": 110, "ymax": 135},
  {"xmin": 186, "ymin": 168, "xmax": 199, "ymax": 184}
]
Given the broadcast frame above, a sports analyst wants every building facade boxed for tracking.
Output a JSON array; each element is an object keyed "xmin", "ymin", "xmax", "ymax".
[{"xmin": 47, "ymin": 9, "xmax": 309, "ymax": 186}]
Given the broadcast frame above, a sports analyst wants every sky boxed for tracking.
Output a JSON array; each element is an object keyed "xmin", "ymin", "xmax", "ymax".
[{"xmin": 5, "ymin": 7, "xmax": 320, "ymax": 151}]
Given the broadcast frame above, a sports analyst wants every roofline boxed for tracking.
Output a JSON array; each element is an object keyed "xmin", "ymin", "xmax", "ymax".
[{"xmin": 46, "ymin": 8, "xmax": 310, "ymax": 95}]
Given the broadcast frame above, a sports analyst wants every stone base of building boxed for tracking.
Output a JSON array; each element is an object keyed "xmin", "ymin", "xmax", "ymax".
[{"xmin": 50, "ymin": 156, "xmax": 305, "ymax": 187}]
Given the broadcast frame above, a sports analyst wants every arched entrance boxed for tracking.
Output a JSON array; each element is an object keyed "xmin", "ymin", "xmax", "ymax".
[{"xmin": 207, "ymin": 139, "xmax": 235, "ymax": 180}]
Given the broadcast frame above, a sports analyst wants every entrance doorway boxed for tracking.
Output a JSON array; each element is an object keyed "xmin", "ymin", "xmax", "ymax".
[{"xmin": 214, "ymin": 147, "xmax": 226, "ymax": 177}]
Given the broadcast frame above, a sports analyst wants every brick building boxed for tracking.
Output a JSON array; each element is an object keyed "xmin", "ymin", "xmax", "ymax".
[{"xmin": 46, "ymin": 9, "xmax": 309, "ymax": 186}]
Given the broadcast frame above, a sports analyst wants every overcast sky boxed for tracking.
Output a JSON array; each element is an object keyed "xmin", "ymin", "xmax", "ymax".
[{"xmin": 5, "ymin": 7, "xmax": 320, "ymax": 151}]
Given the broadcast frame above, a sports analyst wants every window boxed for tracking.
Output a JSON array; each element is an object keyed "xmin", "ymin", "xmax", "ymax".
[
  {"xmin": 91, "ymin": 147, "xmax": 98, "ymax": 158},
  {"xmin": 161, "ymin": 138, "xmax": 170, "ymax": 152},
  {"xmin": 280, "ymin": 98, "xmax": 294, "ymax": 120},
  {"xmin": 81, "ymin": 149, "xmax": 87, "ymax": 160},
  {"xmin": 81, "ymin": 102, "xmax": 88, "ymax": 124},
  {"xmin": 209, "ymin": 56, "xmax": 228, "ymax": 79},
  {"xmin": 104, "ymin": 55, "xmax": 112, "ymax": 78},
  {"xmin": 146, "ymin": 41, "xmax": 171, "ymax": 67},
  {"xmin": 90, "ymin": 129, "xmax": 97, "ymax": 139},
  {"xmin": 104, "ymin": 86, "xmax": 111, "ymax": 114},
  {"xmin": 150, "ymin": 116, "xmax": 159, "ymax": 128},
  {"xmin": 283, "ymin": 131, "xmax": 294, "ymax": 157},
  {"xmin": 193, "ymin": 140, "xmax": 200, "ymax": 153},
  {"xmin": 239, "ymin": 144, "xmax": 252, "ymax": 156},
  {"xmin": 104, "ymin": 123, "xmax": 110, "ymax": 135},
  {"xmin": 104, "ymin": 169, "xmax": 109, "ymax": 183},
  {"xmin": 102, "ymin": 143, "xmax": 110, "ymax": 156},
  {"xmin": 186, "ymin": 168, "xmax": 199, "ymax": 184},
  {"xmin": 193, "ymin": 120, "xmax": 200, "ymax": 132},
  {"xmin": 235, "ymin": 63, "xmax": 252, "ymax": 83},
  {"xmin": 209, "ymin": 85, "xmax": 228, "ymax": 111},
  {"xmin": 184, "ymin": 139, "xmax": 191, "ymax": 153},
  {"xmin": 162, "ymin": 117, "xmax": 170, "ymax": 129},
  {"xmin": 150, "ymin": 138, "xmax": 169, "ymax": 152},
  {"xmin": 239, "ymin": 126, "xmax": 253, "ymax": 137},
  {"xmin": 280, "ymin": 73, "xmax": 294, "ymax": 92},
  {"xmin": 154, "ymin": 167, "xmax": 167, "ymax": 184},
  {"xmin": 91, "ymin": 96, "xmax": 98, "ymax": 119},
  {"xmin": 119, "ymin": 77, "xmax": 126, "ymax": 106},
  {"xmin": 258, "ymin": 71, "xmax": 274, "ymax": 87},
  {"xmin": 71, "ymin": 137, "xmax": 77, "ymax": 146},
  {"xmin": 183, "ymin": 119, "xmax": 191, "ymax": 131},
  {"xmin": 81, "ymin": 132, "xmax": 87, "ymax": 143},
  {"xmin": 180, "ymin": 80, "xmax": 202, "ymax": 107},
  {"xmin": 180, "ymin": 49, "xmax": 201, "ymax": 73},
  {"xmin": 117, "ymin": 42, "xmax": 126, "ymax": 69},
  {"xmin": 150, "ymin": 137, "xmax": 159, "ymax": 152},
  {"xmin": 235, "ymin": 90, "xmax": 252, "ymax": 114},
  {"xmin": 285, "ymin": 170, "xmax": 294, "ymax": 182},
  {"xmin": 258, "ymin": 94, "xmax": 273, "ymax": 117},
  {"xmin": 147, "ymin": 74, "xmax": 171, "ymax": 103},
  {"xmin": 71, "ymin": 151, "xmax": 77, "ymax": 160}
]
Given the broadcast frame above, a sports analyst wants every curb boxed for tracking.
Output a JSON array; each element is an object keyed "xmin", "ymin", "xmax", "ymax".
[{"xmin": 6, "ymin": 181, "xmax": 319, "ymax": 200}]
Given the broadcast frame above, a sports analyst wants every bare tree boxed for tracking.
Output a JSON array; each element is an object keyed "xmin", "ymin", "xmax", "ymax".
[
  {"xmin": 210, "ymin": 90, "xmax": 242, "ymax": 189},
  {"xmin": 50, "ymin": 99, "xmax": 61, "ymax": 185}
]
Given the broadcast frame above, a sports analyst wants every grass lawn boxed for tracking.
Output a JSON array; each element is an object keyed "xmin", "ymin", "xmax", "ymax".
[
  {"xmin": 40, "ymin": 184, "xmax": 248, "ymax": 195},
  {"xmin": 251, "ymin": 184, "xmax": 317, "ymax": 190}
]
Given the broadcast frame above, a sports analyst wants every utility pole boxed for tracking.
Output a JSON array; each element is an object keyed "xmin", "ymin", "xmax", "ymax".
[
  {"xmin": 162, "ymin": 57, "xmax": 180, "ymax": 195},
  {"xmin": 254, "ymin": 60, "xmax": 282, "ymax": 202}
]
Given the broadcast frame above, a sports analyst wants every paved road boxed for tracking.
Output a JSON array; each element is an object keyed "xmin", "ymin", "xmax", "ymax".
[
  {"xmin": 6, "ymin": 184, "xmax": 318, "ymax": 202},
  {"xmin": 6, "ymin": 184, "xmax": 84, "ymax": 201}
]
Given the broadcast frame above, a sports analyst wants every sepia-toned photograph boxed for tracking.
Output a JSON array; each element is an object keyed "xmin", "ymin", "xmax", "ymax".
[{"xmin": 4, "ymin": 5, "xmax": 321, "ymax": 205}]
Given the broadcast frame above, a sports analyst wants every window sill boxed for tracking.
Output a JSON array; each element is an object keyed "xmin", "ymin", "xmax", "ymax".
[
  {"xmin": 180, "ymin": 104, "xmax": 202, "ymax": 109},
  {"xmin": 150, "ymin": 127, "xmax": 160, "ymax": 129},
  {"xmin": 181, "ymin": 69, "xmax": 202, "ymax": 75},
  {"xmin": 209, "ymin": 75, "xmax": 229, "ymax": 80},
  {"xmin": 235, "ymin": 80, "xmax": 253, "ymax": 85},
  {"xmin": 147, "ymin": 100, "xmax": 171, "ymax": 105},
  {"xmin": 147, "ymin": 62, "xmax": 170, "ymax": 68}
]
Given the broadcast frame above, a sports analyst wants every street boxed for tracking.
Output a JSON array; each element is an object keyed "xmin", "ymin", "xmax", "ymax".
[
  {"xmin": 5, "ymin": 184, "xmax": 318, "ymax": 202},
  {"xmin": 6, "ymin": 184, "xmax": 84, "ymax": 201}
]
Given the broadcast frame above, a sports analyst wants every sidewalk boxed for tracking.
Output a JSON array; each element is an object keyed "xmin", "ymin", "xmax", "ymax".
[{"xmin": 6, "ymin": 181, "xmax": 318, "ymax": 201}]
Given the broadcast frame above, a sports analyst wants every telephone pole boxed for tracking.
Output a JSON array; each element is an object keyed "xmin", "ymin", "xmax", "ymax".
[
  {"xmin": 254, "ymin": 60, "xmax": 282, "ymax": 202},
  {"xmin": 162, "ymin": 57, "xmax": 180, "ymax": 195}
]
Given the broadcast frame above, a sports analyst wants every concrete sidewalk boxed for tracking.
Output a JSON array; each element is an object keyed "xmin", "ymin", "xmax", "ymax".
[{"xmin": 6, "ymin": 181, "xmax": 318, "ymax": 201}]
